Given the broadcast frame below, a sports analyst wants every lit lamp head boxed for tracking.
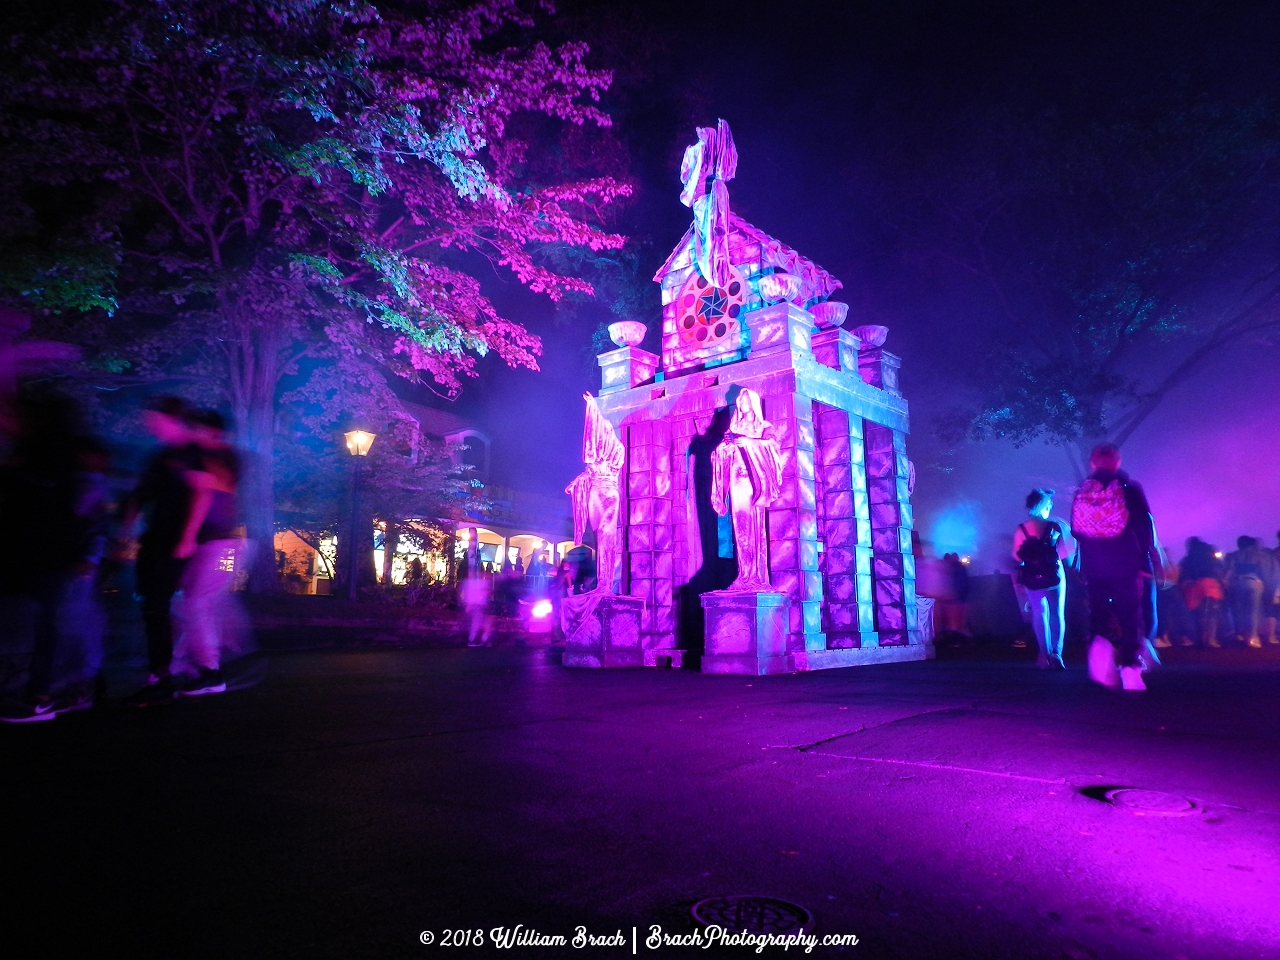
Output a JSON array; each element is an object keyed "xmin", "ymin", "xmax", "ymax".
[{"xmin": 344, "ymin": 428, "xmax": 376, "ymax": 457}]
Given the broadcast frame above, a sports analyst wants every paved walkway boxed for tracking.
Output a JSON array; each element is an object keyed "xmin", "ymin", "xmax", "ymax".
[{"xmin": 7, "ymin": 646, "xmax": 1280, "ymax": 959}]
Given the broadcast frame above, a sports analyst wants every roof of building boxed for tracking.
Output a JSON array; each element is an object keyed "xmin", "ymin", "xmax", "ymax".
[
  {"xmin": 399, "ymin": 401, "xmax": 484, "ymax": 441},
  {"xmin": 654, "ymin": 212, "xmax": 843, "ymax": 305}
]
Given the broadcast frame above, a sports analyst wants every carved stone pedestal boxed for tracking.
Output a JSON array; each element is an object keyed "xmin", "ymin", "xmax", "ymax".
[
  {"xmin": 561, "ymin": 593, "xmax": 646, "ymax": 668},
  {"xmin": 700, "ymin": 591, "xmax": 791, "ymax": 675}
]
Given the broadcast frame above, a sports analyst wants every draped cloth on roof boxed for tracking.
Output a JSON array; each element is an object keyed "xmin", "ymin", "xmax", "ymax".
[{"xmin": 679, "ymin": 119, "xmax": 738, "ymax": 288}]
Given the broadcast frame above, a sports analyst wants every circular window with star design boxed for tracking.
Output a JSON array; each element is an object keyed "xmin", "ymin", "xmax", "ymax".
[{"xmin": 676, "ymin": 265, "xmax": 748, "ymax": 349}]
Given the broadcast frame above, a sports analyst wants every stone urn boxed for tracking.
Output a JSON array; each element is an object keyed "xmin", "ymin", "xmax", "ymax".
[
  {"xmin": 608, "ymin": 320, "xmax": 648, "ymax": 347},
  {"xmin": 810, "ymin": 301, "xmax": 849, "ymax": 330},
  {"xmin": 755, "ymin": 271, "xmax": 803, "ymax": 305},
  {"xmin": 851, "ymin": 324, "xmax": 889, "ymax": 348}
]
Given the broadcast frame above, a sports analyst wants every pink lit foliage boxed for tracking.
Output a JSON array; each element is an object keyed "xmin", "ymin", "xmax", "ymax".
[{"xmin": 1, "ymin": 0, "xmax": 630, "ymax": 588}]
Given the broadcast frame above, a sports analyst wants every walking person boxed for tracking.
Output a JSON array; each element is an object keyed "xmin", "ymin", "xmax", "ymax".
[
  {"xmin": 1012, "ymin": 488, "xmax": 1073, "ymax": 670},
  {"xmin": 1178, "ymin": 537, "xmax": 1225, "ymax": 648},
  {"xmin": 171, "ymin": 409, "xmax": 246, "ymax": 695},
  {"xmin": 0, "ymin": 390, "xmax": 99, "ymax": 722},
  {"xmin": 120, "ymin": 396, "xmax": 199, "ymax": 707},
  {"xmin": 1223, "ymin": 536, "xmax": 1279, "ymax": 648},
  {"xmin": 1071, "ymin": 443, "xmax": 1162, "ymax": 692}
]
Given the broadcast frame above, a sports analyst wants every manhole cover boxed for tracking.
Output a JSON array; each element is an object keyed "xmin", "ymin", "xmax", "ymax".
[
  {"xmin": 1105, "ymin": 788, "xmax": 1198, "ymax": 816},
  {"xmin": 691, "ymin": 896, "xmax": 812, "ymax": 934}
]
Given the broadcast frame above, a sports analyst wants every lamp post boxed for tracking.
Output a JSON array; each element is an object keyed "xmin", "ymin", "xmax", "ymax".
[{"xmin": 343, "ymin": 428, "xmax": 376, "ymax": 601}]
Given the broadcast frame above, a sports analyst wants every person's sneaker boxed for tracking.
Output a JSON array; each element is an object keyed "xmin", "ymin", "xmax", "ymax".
[
  {"xmin": 1178, "ymin": 637, "xmax": 1195, "ymax": 647},
  {"xmin": 0, "ymin": 695, "xmax": 59, "ymax": 723},
  {"xmin": 53, "ymin": 691, "xmax": 94, "ymax": 714},
  {"xmin": 175, "ymin": 669, "xmax": 226, "ymax": 697},
  {"xmin": 1207, "ymin": 638, "xmax": 1222, "ymax": 648},
  {"xmin": 1154, "ymin": 635, "xmax": 1172, "ymax": 649},
  {"xmin": 1119, "ymin": 666, "xmax": 1147, "ymax": 691},
  {"xmin": 1051, "ymin": 656, "xmax": 1067, "ymax": 670},
  {"xmin": 1088, "ymin": 636, "xmax": 1119, "ymax": 688},
  {"xmin": 121, "ymin": 675, "xmax": 175, "ymax": 708},
  {"xmin": 1248, "ymin": 636, "xmax": 1263, "ymax": 649}
]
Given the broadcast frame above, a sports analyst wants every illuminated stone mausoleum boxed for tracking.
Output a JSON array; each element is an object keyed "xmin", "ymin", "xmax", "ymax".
[{"xmin": 563, "ymin": 120, "xmax": 930, "ymax": 674}]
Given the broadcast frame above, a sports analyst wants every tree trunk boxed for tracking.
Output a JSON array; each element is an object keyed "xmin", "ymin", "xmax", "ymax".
[{"xmin": 226, "ymin": 305, "xmax": 283, "ymax": 594}]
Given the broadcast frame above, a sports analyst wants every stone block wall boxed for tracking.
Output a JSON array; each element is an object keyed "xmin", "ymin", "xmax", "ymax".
[
  {"xmin": 863, "ymin": 422, "xmax": 917, "ymax": 645},
  {"xmin": 814, "ymin": 402, "xmax": 876, "ymax": 648}
]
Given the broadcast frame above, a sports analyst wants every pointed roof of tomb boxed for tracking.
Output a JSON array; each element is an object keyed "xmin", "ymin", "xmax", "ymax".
[{"xmin": 654, "ymin": 213, "xmax": 843, "ymax": 306}]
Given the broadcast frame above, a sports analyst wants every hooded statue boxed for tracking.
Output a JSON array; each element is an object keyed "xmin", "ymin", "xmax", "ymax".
[
  {"xmin": 565, "ymin": 393, "xmax": 625, "ymax": 593},
  {"xmin": 710, "ymin": 388, "xmax": 784, "ymax": 592}
]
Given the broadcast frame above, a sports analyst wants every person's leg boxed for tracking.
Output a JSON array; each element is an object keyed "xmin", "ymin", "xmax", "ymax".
[
  {"xmin": 1085, "ymin": 576, "xmax": 1113, "ymax": 641},
  {"xmin": 1027, "ymin": 588, "xmax": 1051, "ymax": 666},
  {"xmin": 25, "ymin": 578, "xmax": 65, "ymax": 698},
  {"xmin": 179, "ymin": 545, "xmax": 222, "ymax": 672},
  {"xmin": 1142, "ymin": 577, "xmax": 1158, "ymax": 642},
  {"xmin": 1047, "ymin": 584, "xmax": 1066, "ymax": 665},
  {"xmin": 1245, "ymin": 578, "xmax": 1264, "ymax": 645},
  {"xmin": 136, "ymin": 550, "xmax": 186, "ymax": 678},
  {"xmin": 1203, "ymin": 597, "xmax": 1220, "ymax": 646},
  {"xmin": 1111, "ymin": 576, "xmax": 1144, "ymax": 669}
]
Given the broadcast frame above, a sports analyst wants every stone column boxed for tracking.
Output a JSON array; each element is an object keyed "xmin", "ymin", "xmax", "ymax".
[
  {"xmin": 810, "ymin": 328, "xmax": 861, "ymax": 374},
  {"xmin": 814, "ymin": 403, "xmax": 877, "ymax": 647},
  {"xmin": 863, "ymin": 422, "xmax": 917, "ymax": 646},
  {"xmin": 858, "ymin": 349, "xmax": 902, "ymax": 395},
  {"xmin": 764, "ymin": 394, "xmax": 823, "ymax": 654},
  {"xmin": 599, "ymin": 346, "xmax": 659, "ymax": 395}
]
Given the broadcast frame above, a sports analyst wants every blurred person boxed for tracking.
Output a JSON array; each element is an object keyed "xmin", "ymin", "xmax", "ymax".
[
  {"xmin": 935, "ymin": 553, "xmax": 971, "ymax": 639},
  {"xmin": 1012, "ymin": 488, "xmax": 1072, "ymax": 670},
  {"xmin": 0, "ymin": 390, "xmax": 100, "ymax": 722},
  {"xmin": 460, "ymin": 567, "xmax": 492, "ymax": 646},
  {"xmin": 1071, "ymin": 443, "xmax": 1161, "ymax": 692},
  {"xmin": 1268, "ymin": 531, "xmax": 1280, "ymax": 644},
  {"xmin": 409, "ymin": 556, "xmax": 423, "ymax": 584},
  {"xmin": 1178, "ymin": 537, "xmax": 1225, "ymax": 648},
  {"xmin": 1224, "ymin": 536, "xmax": 1279, "ymax": 648},
  {"xmin": 46, "ymin": 436, "xmax": 113, "ymax": 712},
  {"xmin": 170, "ymin": 409, "xmax": 247, "ymax": 695},
  {"xmin": 550, "ymin": 559, "xmax": 573, "ymax": 645},
  {"xmin": 119, "ymin": 396, "xmax": 199, "ymax": 707},
  {"xmin": 514, "ymin": 554, "xmax": 525, "ymax": 577}
]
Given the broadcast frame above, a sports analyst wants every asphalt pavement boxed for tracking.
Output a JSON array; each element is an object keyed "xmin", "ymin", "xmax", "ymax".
[{"xmin": 6, "ymin": 642, "xmax": 1280, "ymax": 960}]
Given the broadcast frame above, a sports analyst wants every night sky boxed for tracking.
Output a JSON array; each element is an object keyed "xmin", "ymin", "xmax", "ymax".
[{"xmin": 443, "ymin": 0, "xmax": 1280, "ymax": 564}]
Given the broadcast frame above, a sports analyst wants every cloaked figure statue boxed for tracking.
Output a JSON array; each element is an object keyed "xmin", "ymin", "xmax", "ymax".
[
  {"xmin": 679, "ymin": 118, "xmax": 738, "ymax": 288},
  {"xmin": 711, "ymin": 388, "xmax": 784, "ymax": 592},
  {"xmin": 565, "ymin": 393, "xmax": 625, "ymax": 593}
]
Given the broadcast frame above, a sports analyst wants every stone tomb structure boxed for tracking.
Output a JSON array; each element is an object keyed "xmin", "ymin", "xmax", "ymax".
[{"xmin": 566, "ymin": 121, "xmax": 930, "ymax": 674}]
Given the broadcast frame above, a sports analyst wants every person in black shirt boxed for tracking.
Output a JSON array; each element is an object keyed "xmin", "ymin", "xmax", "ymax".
[{"xmin": 120, "ymin": 396, "xmax": 198, "ymax": 706}]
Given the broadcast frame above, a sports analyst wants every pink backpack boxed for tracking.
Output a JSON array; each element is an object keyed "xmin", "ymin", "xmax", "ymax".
[{"xmin": 1071, "ymin": 478, "xmax": 1129, "ymax": 538}]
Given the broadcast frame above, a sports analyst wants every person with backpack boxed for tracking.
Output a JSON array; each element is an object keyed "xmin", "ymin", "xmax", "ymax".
[
  {"xmin": 1071, "ymin": 443, "xmax": 1162, "ymax": 691},
  {"xmin": 1223, "ymin": 536, "xmax": 1280, "ymax": 648},
  {"xmin": 1012, "ymin": 488, "xmax": 1073, "ymax": 670}
]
